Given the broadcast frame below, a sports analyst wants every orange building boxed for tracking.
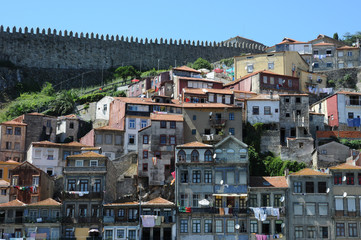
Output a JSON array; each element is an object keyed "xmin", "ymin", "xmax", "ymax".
[{"xmin": 0, "ymin": 120, "xmax": 27, "ymax": 162}]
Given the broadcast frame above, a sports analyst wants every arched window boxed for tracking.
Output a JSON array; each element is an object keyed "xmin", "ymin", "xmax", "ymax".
[
  {"xmin": 191, "ymin": 150, "xmax": 199, "ymax": 162},
  {"xmin": 177, "ymin": 150, "xmax": 186, "ymax": 162},
  {"xmin": 204, "ymin": 150, "xmax": 212, "ymax": 162}
]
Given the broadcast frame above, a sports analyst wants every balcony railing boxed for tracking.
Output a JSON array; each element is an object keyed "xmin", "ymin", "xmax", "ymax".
[
  {"xmin": 210, "ymin": 118, "xmax": 227, "ymax": 127},
  {"xmin": 0, "ymin": 216, "xmax": 23, "ymax": 224},
  {"xmin": 61, "ymin": 216, "xmax": 101, "ymax": 224},
  {"xmin": 24, "ymin": 217, "xmax": 61, "ymax": 223}
]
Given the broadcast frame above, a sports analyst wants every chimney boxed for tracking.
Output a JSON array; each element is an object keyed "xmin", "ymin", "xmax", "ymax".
[{"xmin": 284, "ymin": 168, "xmax": 289, "ymax": 177}]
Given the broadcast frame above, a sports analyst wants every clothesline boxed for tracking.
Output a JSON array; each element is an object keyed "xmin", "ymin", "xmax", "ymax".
[{"xmin": 249, "ymin": 207, "xmax": 280, "ymax": 221}]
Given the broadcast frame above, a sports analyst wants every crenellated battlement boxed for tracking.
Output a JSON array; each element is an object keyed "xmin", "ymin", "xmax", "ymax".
[{"xmin": 0, "ymin": 25, "xmax": 266, "ymax": 70}]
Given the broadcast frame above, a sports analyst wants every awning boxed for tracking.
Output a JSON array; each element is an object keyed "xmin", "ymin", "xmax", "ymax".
[{"xmin": 212, "ymin": 193, "xmax": 248, "ymax": 197}]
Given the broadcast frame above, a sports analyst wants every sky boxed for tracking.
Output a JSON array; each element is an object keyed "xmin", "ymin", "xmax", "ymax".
[{"xmin": 1, "ymin": 0, "xmax": 361, "ymax": 47}]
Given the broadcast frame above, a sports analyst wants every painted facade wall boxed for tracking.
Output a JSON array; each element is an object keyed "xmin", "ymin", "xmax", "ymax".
[
  {"xmin": 326, "ymin": 95, "xmax": 338, "ymax": 127},
  {"xmin": 95, "ymin": 96, "xmax": 114, "ymax": 121},
  {"xmin": 246, "ymin": 100, "xmax": 279, "ymax": 125}
]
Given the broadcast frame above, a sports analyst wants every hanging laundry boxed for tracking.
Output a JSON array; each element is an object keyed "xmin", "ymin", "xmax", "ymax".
[
  {"xmin": 155, "ymin": 215, "xmax": 162, "ymax": 226},
  {"xmin": 185, "ymin": 207, "xmax": 191, "ymax": 213},
  {"xmin": 178, "ymin": 207, "xmax": 186, "ymax": 212},
  {"xmin": 171, "ymin": 171, "xmax": 176, "ymax": 179},
  {"xmin": 152, "ymin": 157, "xmax": 157, "ymax": 165},
  {"xmin": 141, "ymin": 215, "xmax": 156, "ymax": 227},
  {"xmin": 354, "ymin": 118, "xmax": 361, "ymax": 127},
  {"xmin": 348, "ymin": 118, "xmax": 354, "ymax": 127}
]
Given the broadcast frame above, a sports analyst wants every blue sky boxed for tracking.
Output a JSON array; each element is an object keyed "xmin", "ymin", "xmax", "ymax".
[{"xmin": 1, "ymin": 0, "xmax": 360, "ymax": 47}]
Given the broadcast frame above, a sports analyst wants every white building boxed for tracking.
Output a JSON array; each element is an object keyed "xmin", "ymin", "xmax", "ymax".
[
  {"xmin": 95, "ymin": 96, "xmax": 114, "ymax": 127},
  {"xmin": 246, "ymin": 94, "xmax": 280, "ymax": 125}
]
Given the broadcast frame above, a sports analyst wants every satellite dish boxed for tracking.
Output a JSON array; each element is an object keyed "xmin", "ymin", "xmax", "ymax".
[
  {"xmin": 235, "ymin": 224, "xmax": 240, "ymax": 230},
  {"xmin": 198, "ymin": 199, "xmax": 210, "ymax": 206},
  {"xmin": 213, "ymin": 154, "xmax": 217, "ymax": 159},
  {"xmin": 220, "ymin": 180, "xmax": 224, "ymax": 185},
  {"xmin": 280, "ymin": 196, "xmax": 285, "ymax": 202},
  {"xmin": 283, "ymin": 79, "xmax": 286, "ymax": 83},
  {"xmin": 281, "ymin": 223, "xmax": 285, "ymax": 228},
  {"xmin": 326, "ymin": 188, "xmax": 330, "ymax": 193},
  {"xmin": 343, "ymin": 192, "xmax": 347, "ymax": 198},
  {"xmin": 343, "ymin": 176, "xmax": 346, "ymax": 181}
]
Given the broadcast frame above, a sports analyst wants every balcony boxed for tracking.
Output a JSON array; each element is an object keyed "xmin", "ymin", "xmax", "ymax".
[
  {"xmin": 63, "ymin": 191, "xmax": 103, "ymax": 199},
  {"xmin": 61, "ymin": 217, "xmax": 101, "ymax": 224},
  {"xmin": 210, "ymin": 118, "xmax": 227, "ymax": 128},
  {"xmin": 0, "ymin": 216, "xmax": 23, "ymax": 224},
  {"xmin": 24, "ymin": 217, "xmax": 61, "ymax": 223},
  {"xmin": 294, "ymin": 116, "xmax": 309, "ymax": 127}
]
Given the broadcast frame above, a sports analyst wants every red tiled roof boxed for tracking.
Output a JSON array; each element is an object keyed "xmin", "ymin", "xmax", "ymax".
[
  {"xmin": 247, "ymin": 94, "xmax": 280, "ymax": 101},
  {"xmin": 277, "ymin": 38, "xmax": 306, "ymax": 45},
  {"xmin": 290, "ymin": 168, "xmax": 329, "ymax": 176},
  {"xmin": 63, "ymin": 141, "xmax": 89, "ymax": 147},
  {"xmin": 250, "ymin": 176, "xmax": 288, "ymax": 188},
  {"xmin": 95, "ymin": 126, "xmax": 124, "ymax": 131},
  {"xmin": 0, "ymin": 180, "xmax": 10, "ymax": 187},
  {"xmin": 150, "ymin": 114, "xmax": 183, "ymax": 122},
  {"xmin": 329, "ymin": 163, "xmax": 361, "ymax": 170},
  {"xmin": 0, "ymin": 120, "xmax": 27, "ymax": 126},
  {"xmin": 28, "ymin": 198, "xmax": 61, "ymax": 206},
  {"xmin": 32, "ymin": 141, "xmax": 60, "ymax": 147},
  {"xmin": 1, "ymin": 160, "xmax": 20, "ymax": 165},
  {"xmin": 68, "ymin": 151, "xmax": 107, "ymax": 158},
  {"xmin": 177, "ymin": 141, "xmax": 212, "ymax": 148},
  {"xmin": 182, "ymin": 103, "xmax": 239, "ymax": 108},
  {"xmin": 232, "ymin": 90, "xmax": 257, "ymax": 94},
  {"xmin": 337, "ymin": 46, "xmax": 360, "ymax": 50},
  {"xmin": 317, "ymin": 131, "xmax": 361, "ymax": 139},
  {"xmin": 313, "ymin": 42, "xmax": 335, "ymax": 46},
  {"xmin": 0, "ymin": 199, "xmax": 26, "ymax": 207},
  {"xmin": 143, "ymin": 197, "xmax": 175, "ymax": 206},
  {"xmin": 337, "ymin": 91, "xmax": 361, "ymax": 96},
  {"xmin": 173, "ymin": 66, "xmax": 201, "ymax": 73}
]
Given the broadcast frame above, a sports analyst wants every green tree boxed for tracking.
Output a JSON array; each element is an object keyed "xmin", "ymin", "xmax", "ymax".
[
  {"xmin": 192, "ymin": 57, "xmax": 212, "ymax": 70},
  {"xmin": 40, "ymin": 82, "xmax": 55, "ymax": 96},
  {"xmin": 333, "ymin": 32, "xmax": 339, "ymax": 40},
  {"xmin": 343, "ymin": 31, "xmax": 361, "ymax": 46},
  {"xmin": 49, "ymin": 90, "xmax": 78, "ymax": 116},
  {"xmin": 114, "ymin": 66, "xmax": 141, "ymax": 84}
]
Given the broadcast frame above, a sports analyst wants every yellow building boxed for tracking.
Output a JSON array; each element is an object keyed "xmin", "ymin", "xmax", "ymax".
[
  {"xmin": 234, "ymin": 51, "xmax": 327, "ymax": 93},
  {"xmin": 0, "ymin": 160, "xmax": 20, "ymax": 183}
]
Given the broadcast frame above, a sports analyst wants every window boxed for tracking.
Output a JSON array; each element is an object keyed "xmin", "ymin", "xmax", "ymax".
[
  {"xmin": 67, "ymin": 179, "xmax": 76, "ymax": 191},
  {"xmin": 227, "ymin": 220, "xmax": 235, "ymax": 233},
  {"xmin": 306, "ymin": 182, "xmax": 314, "ymax": 193},
  {"xmin": 128, "ymin": 119, "xmax": 135, "ymax": 129},
  {"xmin": 104, "ymin": 134, "xmax": 112, "ymax": 144},
  {"xmin": 180, "ymin": 219, "xmax": 188, "ymax": 233},
  {"xmin": 229, "ymin": 112, "xmax": 234, "ymax": 120},
  {"xmin": 5, "ymin": 142, "xmax": 12, "ymax": 150},
  {"xmin": 115, "ymin": 135, "xmax": 121, "ymax": 145},
  {"xmin": 326, "ymin": 62, "xmax": 332, "ymax": 68},
  {"xmin": 346, "ymin": 173, "xmax": 354, "ymax": 185},
  {"xmin": 79, "ymin": 179, "xmax": 88, "ymax": 191},
  {"xmin": 294, "ymin": 182, "xmax": 302, "ymax": 193},
  {"xmin": 349, "ymin": 223, "xmax": 357, "ymax": 237},
  {"xmin": 306, "ymin": 203, "xmax": 315, "ymax": 216},
  {"xmin": 274, "ymin": 194, "xmax": 282, "ymax": 207},
  {"xmin": 348, "ymin": 112, "xmax": 354, "ymax": 119},
  {"xmin": 247, "ymin": 64, "xmax": 254, "ymax": 73},
  {"xmin": 155, "ymin": 151, "xmax": 161, "ymax": 159},
  {"xmin": 143, "ymin": 150, "xmax": 148, "ymax": 159},
  {"xmin": 275, "ymin": 220, "xmax": 283, "ymax": 234},
  {"xmin": 250, "ymin": 220, "xmax": 258, "ymax": 233},
  {"xmin": 141, "ymin": 163, "xmax": 148, "ymax": 172},
  {"xmin": 192, "ymin": 170, "xmax": 201, "ymax": 183},
  {"xmin": 264, "ymin": 106, "xmax": 271, "ymax": 115},
  {"xmin": 128, "ymin": 208, "xmax": 137, "ymax": 220},
  {"xmin": 143, "ymin": 135, "xmax": 149, "ymax": 144},
  {"xmin": 170, "ymin": 121, "xmax": 176, "ymax": 129},
  {"xmin": 14, "ymin": 127, "xmax": 21, "ymax": 135},
  {"xmin": 32, "ymin": 176, "xmax": 39, "ymax": 186},
  {"xmin": 89, "ymin": 160, "xmax": 98, "ymax": 167},
  {"xmin": 334, "ymin": 173, "xmax": 342, "ymax": 185},
  {"xmin": 358, "ymin": 173, "xmax": 361, "ymax": 185},
  {"xmin": 226, "ymin": 171, "xmax": 235, "ymax": 184},
  {"xmin": 79, "ymin": 204, "xmax": 87, "ymax": 217},
  {"xmin": 180, "ymin": 194, "xmax": 188, "ymax": 207},
  {"xmin": 169, "ymin": 136, "xmax": 176, "ymax": 145},
  {"xmin": 307, "ymin": 226, "xmax": 316, "ymax": 238},
  {"xmin": 320, "ymin": 226, "xmax": 328, "ymax": 238},
  {"xmin": 287, "ymin": 79, "xmax": 292, "ymax": 87},
  {"xmin": 338, "ymin": 51, "xmax": 344, "ymax": 57},
  {"xmin": 192, "ymin": 129, "xmax": 196, "ymax": 135},
  {"xmin": 295, "ymin": 226, "xmax": 303, "ymax": 238},
  {"xmin": 314, "ymin": 62, "xmax": 319, "ymax": 68},
  {"xmin": 35, "ymin": 149, "xmax": 42, "ymax": 158},
  {"xmin": 204, "ymin": 219, "xmax": 212, "ymax": 233},
  {"xmin": 95, "ymin": 134, "xmax": 102, "ymax": 144},
  {"xmin": 215, "ymin": 171, "xmax": 222, "ymax": 185},
  {"xmin": 192, "ymin": 194, "xmax": 199, "ymax": 207},
  {"xmin": 6, "ymin": 127, "xmax": 13, "ymax": 135},
  {"xmin": 1, "ymin": 189, "xmax": 6, "ymax": 196},
  {"xmin": 268, "ymin": 62, "xmax": 274, "ymax": 70},
  {"xmin": 347, "ymin": 51, "xmax": 353, "ymax": 57},
  {"xmin": 319, "ymin": 203, "xmax": 328, "ymax": 216},
  {"xmin": 0, "ymin": 169, "xmax": 3, "ymax": 179},
  {"xmin": 270, "ymin": 77, "xmax": 274, "ymax": 84},
  {"xmin": 339, "ymin": 62, "xmax": 344, "ymax": 68},
  {"xmin": 75, "ymin": 160, "xmax": 83, "ymax": 167},
  {"xmin": 14, "ymin": 142, "xmax": 20, "ymax": 150},
  {"xmin": 128, "ymin": 230, "xmax": 136, "ymax": 240},
  {"xmin": 326, "ymin": 49, "xmax": 332, "ymax": 55},
  {"xmin": 336, "ymin": 223, "xmax": 345, "ymax": 236},
  {"xmin": 178, "ymin": 150, "xmax": 186, "ymax": 162},
  {"xmin": 347, "ymin": 197, "xmax": 356, "ymax": 213},
  {"xmin": 180, "ymin": 171, "xmax": 188, "ymax": 183},
  {"xmin": 263, "ymin": 76, "xmax": 268, "ymax": 83},
  {"xmin": 128, "ymin": 134, "xmax": 135, "ymax": 144},
  {"xmin": 46, "ymin": 150, "xmax": 54, "ymax": 160},
  {"xmin": 294, "ymin": 203, "xmax": 303, "ymax": 215},
  {"xmin": 229, "ymin": 128, "xmax": 235, "ymax": 135},
  {"xmin": 204, "ymin": 150, "xmax": 212, "ymax": 162},
  {"xmin": 93, "ymin": 179, "xmax": 101, "ymax": 192},
  {"xmin": 216, "ymin": 220, "xmax": 223, "ymax": 233},
  {"xmin": 252, "ymin": 106, "xmax": 259, "ymax": 115},
  {"xmin": 204, "ymin": 170, "xmax": 212, "ymax": 183},
  {"xmin": 335, "ymin": 197, "xmax": 344, "ymax": 211},
  {"xmin": 192, "ymin": 219, "xmax": 201, "ymax": 233},
  {"xmin": 141, "ymin": 120, "xmax": 147, "ymax": 128},
  {"xmin": 160, "ymin": 121, "xmax": 167, "ymax": 128},
  {"xmin": 318, "ymin": 182, "xmax": 326, "ymax": 193},
  {"xmin": 248, "ymin": 194, "xmax": 258, "ymax": 207},
  {"xmin": 261, "ymin": 194, "xmax": 270, "ymax": 207},
  {"xmin": 191, "ymin": 150, "xmax": 199, "ymax": 162}
]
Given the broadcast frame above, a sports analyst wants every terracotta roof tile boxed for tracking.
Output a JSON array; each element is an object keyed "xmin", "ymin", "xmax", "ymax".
[
  {"xmin": 32, "ymin": 141, "xmax": 60, "ymax": 147},
  {"xmin": 277, "ymin": 38, "xmax": 306, "ymax": 45},
  {"xmin": 0, "ymin": 180, "xmax": 10, "ymax": 187},
  {"xmin": 337, "ymin": 46, "xmax": 360, "ymax": 50},
  {"xmin": 28, "ymin": 198, "xmax": 61, "ymax": 206},
  {"xmin": 250, "ymin": 176, "xmax": 288, "ymax": 188},
  {"xmin": 337, "ymin": 91, "xmax": 361, "ymax": 96},
  {"xmin": 177, "ymin": 141, "xmax": 212, "ymax": 148},
  {"xmin": 150, "ymin": 114, "xmax": 183, "ymax": 122},
  {"xmin": 0, "ymin": 120, "xmax": 27, "ymax": 126},
  {"xmin": 63, "ymin": 141, "xmax": 90, "ymax": 147},
  {"xmin": 0, "ymin": 199, "xmax": 26, "ymax": 207},
  {"xmin": 316, "ymin": 131, "xmax": 361, "ymax": 139},
  {"xmin": 143, "ymin": 197, "xmax": 175, "ymax": 206},
  {"xmin": 329, "ymin": 163, "xmax": 361, "ymax": 170},
  {"xmin": 182, "ymin": 103, "xmax": 239, "ymax": 108},
  {"xmin": 313, "ymin": 42, "xmax": 335, "ymax": 46},
  {"xmin": 0, "ymin": 160, "xmax": 20, "ymax": 165},
  {"xmin": 247, "ymin": 94, "xmax": 280, "ymax": 101},
  {"xmin": 68, "ymin": 151, "xmax": 107, "ymax": 158},
  {"xmin": 173, "ymin": 66, "xmax": 201, "ymax": 73},
  {"xmin": 290, "ymin": 168, "xmax": 330, "ymax": 176}
]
